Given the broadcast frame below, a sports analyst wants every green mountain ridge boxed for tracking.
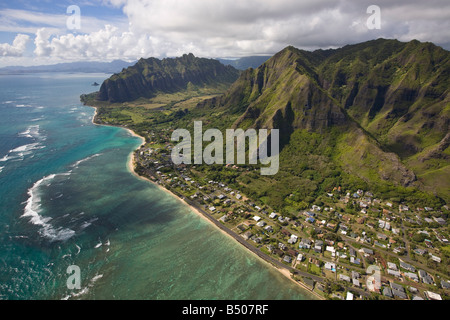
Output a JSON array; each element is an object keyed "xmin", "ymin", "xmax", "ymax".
[
  {"xmin": 195, "ymin": 39, "xmax": 449, "ymax": 203},
  {"xmin": 86, "ymin": 38, "xmax": 449, "ymax": 206},
  {"xmin": 97, "ymin": 53, "xmax": 240, "ymax": 103}
]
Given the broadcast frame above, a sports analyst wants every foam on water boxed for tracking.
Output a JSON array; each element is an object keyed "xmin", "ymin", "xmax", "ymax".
[
  {"xmin": 18, "ymin": 125, "xmax": 42, "ymax": 139},
  {"xmin": 21, "ymin": 173, "xmax": 76, "ymax": 242},
  {"xmin": 71, "ymin": 153, "xmax": 102, "ymax": 168},
  {"xmin": 7, "ymin": 143, "xmax": 45, "ymax": 160},
  {"xmin": 1, "ymin": 126, "xmax": 47, "ymax": 167}
]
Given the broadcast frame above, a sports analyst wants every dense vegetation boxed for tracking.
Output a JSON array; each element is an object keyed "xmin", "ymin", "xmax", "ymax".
[{"xmin": 82, "ymin": 38, "xmax": 449, "ymax": 210}]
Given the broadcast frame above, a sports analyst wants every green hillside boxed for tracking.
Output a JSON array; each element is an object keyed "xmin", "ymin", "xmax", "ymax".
[{"xmin": 83, "ymin": 39, "xmax": 449, "ymax": 206}]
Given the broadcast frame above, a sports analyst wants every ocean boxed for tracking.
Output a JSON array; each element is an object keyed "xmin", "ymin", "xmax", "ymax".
[{"xmin": 0, "ymin": 73, "xmax": 315, "ymax": 300}]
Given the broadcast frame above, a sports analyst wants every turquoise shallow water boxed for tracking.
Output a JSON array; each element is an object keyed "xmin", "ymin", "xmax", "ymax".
[{"xmin": 0, "ymin": 73, "xmax": 316, "ymax": 300}]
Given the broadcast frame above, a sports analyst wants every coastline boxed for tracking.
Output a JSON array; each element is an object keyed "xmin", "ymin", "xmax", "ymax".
[{"xmin": 88, "ymin": 104, "xmax": 324, "ymax": 300}]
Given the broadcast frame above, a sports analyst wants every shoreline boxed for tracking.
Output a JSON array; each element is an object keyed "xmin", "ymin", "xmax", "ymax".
[{"xmin": 87, "ymin": 104, "xmax": 324, "ymax": 300}]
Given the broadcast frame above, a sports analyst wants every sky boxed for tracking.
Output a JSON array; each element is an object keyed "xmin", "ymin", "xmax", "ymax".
[{"xmin": 0, "ymin": 0, "xmax": 449, "ymax": 67}]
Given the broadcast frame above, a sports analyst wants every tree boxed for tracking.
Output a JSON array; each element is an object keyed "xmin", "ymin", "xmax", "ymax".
[{"xmin": 412, "ymin": 233, "xmax": 426, "ymax": 243}]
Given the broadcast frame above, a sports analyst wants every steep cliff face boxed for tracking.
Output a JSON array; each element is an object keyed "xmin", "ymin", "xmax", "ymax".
[
  {"xmin": 197, "ymin": 47, "xmax": 348, "ymax": 133},
  {"xmin": 196, "ymin": 39, "xmax": 450, "ymax": 194},
  {"xmin": 97, "ymin": 53, "xmax": 240, "ymax": 103}
]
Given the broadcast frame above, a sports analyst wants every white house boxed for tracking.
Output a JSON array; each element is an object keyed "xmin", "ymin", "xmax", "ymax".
[
  {"xmin": 326, "ymin": 246, "xmax": 336, "ymax": 254},
  {"xmin": 253, "ymin": 215, "xmax": 261, "ymax": 222},
  {"xmin": 288, "ymin": 234, "xmax": 298, "ymax": 244},
  {"xmin": 325, "ymin": 262, "xmax": 336, "ymax": 272}
]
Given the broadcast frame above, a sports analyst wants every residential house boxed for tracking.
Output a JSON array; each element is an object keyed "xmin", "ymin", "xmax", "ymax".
[
  {"xmin": 283, "ymin": 255, "xmax": 292, "ymax": 264},
  {"xmin": 387, "ymin": 262, "xmax": 397, "ymax": 271},
  {"xmin": 326, "ymin": 246, "xmax": 336, "ymax": 255},
  {"xmin": 242, "ymin": 231, "xmax": 253, "ymax": 240},
  {"xmin": 393, "ymin": 246, "xmax": 406, "ymax": 254},
  {"xmin": 309, "ymin": 257, "xmax": 321, "ymax": 267},
  {"xmin": 418, "ymin": 270, "xmax": 434, "ymax": 285},
  {"xmin": 424, "ymin": 239, "xmax": 434, "ymax": 249},
  {"xmin": 430, "ymin": 254, "xmax": 441, "ymax": 263},
  {"xmin": 374, "ymin": 241, "xmax": 386, "ymax": 248},
  {"xmin": 387, "ymin": 269, "xmax": 401, "ymax": 279},
  {"xmin": 360, "ymin": 248, "xmax": 374, "ymax": 257},
  {"xmin": 424, "ymin": 217, "xmax": 433, "ymax": 223},
  {"xmin": 339, "ymin": 274, "xmax": 351, "ymax": 282},
  {"xmin": 414, "ymin": 248, "xmax": 427, "ymax": 256},
  {"xmin": 299, "ymin": 239, "xmax": 312, "ymax": 250},
  {"xmin": 377, "ymin": 233, "xmax": 388, "ymax": 241},
  {"xmin": 390, "ymin": 282, "xmax": 404, "ymax": 291},
  {"xmin": 314, "ymin": 240, "xmax": 323, "ymax": 253},
  {"xmin": 391, "ymin": 286, "xmax": 408, "ymax": 299},
  {"xmin": 256, "ymin": 221, "xmax": 266, "ymax": 228},
  {"xmin": 424, "ymin": 291, "xmax": 442, "ymax": 300},
  {"xmin": 440, "ymin": 280, "xmax": 450, "ymax": 290},
  {"xmin": 404, "ymin": 272, "xmax": 419, "ymax": 283},
  {"xmin": 306, "ymin": 217, "xmax": 315, "ymax": 224},
  {"xmin": 383, "ymin": 287, "xmax": 393, "ymax": 298},
  {"xmin": 288, "ymin": 234, "xmax": 298, "ymax": 244},
  {"xmin": 252, "ymin": 236, "xmax": 262, "ymax": 244},
  {"xmin": 399, "ymin": 261, "xmax": 416, "ymax": 273},
  {"xmin": 324, "ymin": 262, "xmax": 336, "ymax": 272}
]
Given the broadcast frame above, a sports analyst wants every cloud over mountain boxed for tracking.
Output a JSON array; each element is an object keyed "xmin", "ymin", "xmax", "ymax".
[
  {"xmin": 1, "ymin": 0, "xmax": 450, "ymax": 65},
  {"xmin": 0, "ymin": 34, "xmax": 30, "ymax": 57}
]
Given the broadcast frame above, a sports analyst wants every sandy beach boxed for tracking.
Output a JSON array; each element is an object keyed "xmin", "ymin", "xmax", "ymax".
[
  {"xmin": 88, "ymin": 105, "xmax": 323, "ymax": 300},
  {"xmin": 125, "ymin": 135, "xmax": 324, "ymax": 300}
]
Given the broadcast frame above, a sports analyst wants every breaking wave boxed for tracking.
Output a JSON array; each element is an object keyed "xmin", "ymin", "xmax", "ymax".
[
  {"xmin": 21, "ymin": 173, "xmax": 75, "ymax": 242},
  {"xmin": 0, "ymin": 125, "xmax": 47, "ymax": 164},
  {"xmin": 71, "ymin": 153, "xmax": 102, "ymax": 168}
]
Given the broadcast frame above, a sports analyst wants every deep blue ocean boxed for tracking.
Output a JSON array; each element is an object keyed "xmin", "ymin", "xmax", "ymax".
[{"xmin": 0, "ymin": 73, "xmax": 315, "ymax": 300}]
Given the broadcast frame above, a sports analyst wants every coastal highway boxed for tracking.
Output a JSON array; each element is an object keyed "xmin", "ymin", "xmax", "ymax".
[
  {"xmin": 180, "ymin": 193, "xmax": 374, "ymax": 300},
  {"xmin": 142, "ymin": 168, "xmax": 370, "ymax": 299},
  {"xmin": 177, "ymin": 192, "xmax": 327, "ymax": 298}
]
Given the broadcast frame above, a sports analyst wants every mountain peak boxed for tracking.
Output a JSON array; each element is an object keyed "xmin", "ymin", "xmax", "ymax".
[
  {"xmin": 198, "ymin": 39, "xmax": 449, "ymax": 197},
  {"xmin": 97, "ymin": 54, "xmax": 240, "ymax": 103}
]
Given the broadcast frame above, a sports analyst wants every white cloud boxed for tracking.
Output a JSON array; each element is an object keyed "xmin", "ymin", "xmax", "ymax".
[
  {"xmin": 0, "ymin": 34, "xmax": 30, "ymax": 57},
  {"xmin": 33, "ymin": 25, "xmax": 155, "ymax": 61},
  {"xmin": 2, "ymin": 0, "xmax": 450, "ymax": 66},
  {"xmin": 104, "ymin": 0, "xmax": 450, "ymax": 58}
]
